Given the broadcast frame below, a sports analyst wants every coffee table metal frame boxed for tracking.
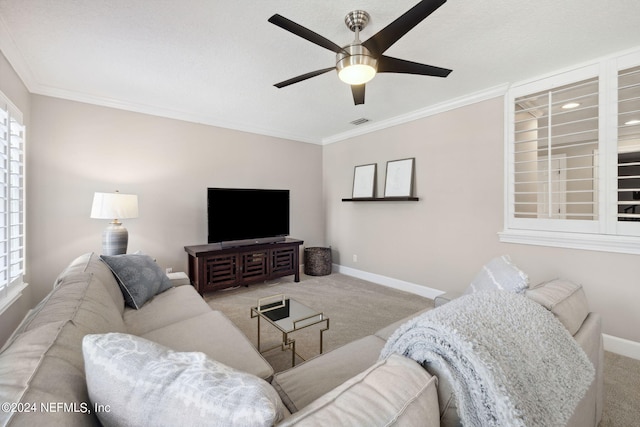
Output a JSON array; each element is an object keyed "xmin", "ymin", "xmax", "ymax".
[{"xmin": 250, "ymin": 294, "xmax": 329, "ymax": 367}]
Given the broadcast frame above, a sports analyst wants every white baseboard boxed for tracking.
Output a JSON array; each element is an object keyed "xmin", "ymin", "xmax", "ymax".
[
  {"xmin": 603, "ymin": 334, "xmax": 640, "ymax": 360},
  {"xmin": 332, "ymin": 264, "xmax": 444, "ymax": 300},
  {"xmin": 333, "ymin": 264, "xmax": 640, "ymax": 360}
]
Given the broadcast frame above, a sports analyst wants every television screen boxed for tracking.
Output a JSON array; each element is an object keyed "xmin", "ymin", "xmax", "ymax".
[{"xmin": 207, "ymin": 188, "xmax": 290, "ymax": 244}]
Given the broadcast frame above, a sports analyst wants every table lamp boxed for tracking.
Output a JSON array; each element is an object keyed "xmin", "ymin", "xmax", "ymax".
[{"xmin": 90, "ymin": 191, "xmax": 139, "ymax": 255}]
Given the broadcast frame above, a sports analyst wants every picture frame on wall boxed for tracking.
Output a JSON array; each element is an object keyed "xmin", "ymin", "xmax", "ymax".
[
  {"xmin": 384, "ymin": 158, "xmax": 415, "ymax": 197},
  {"xmin": 352, "ymin": 163, "xmax": 377, "ymax": 198}
]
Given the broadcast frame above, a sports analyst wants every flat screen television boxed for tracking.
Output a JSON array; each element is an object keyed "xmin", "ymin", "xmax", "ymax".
[{"xmin": 207, "ymin": 188, "xmax": 290, "ymax": 246}]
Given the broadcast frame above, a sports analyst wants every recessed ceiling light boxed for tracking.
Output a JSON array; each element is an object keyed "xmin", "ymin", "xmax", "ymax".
[
  {"xmin": 625, "ymin": 119, "xmax": 640, "ymax": 126},
  {"xmin": 562, "ymin": 102, "xmax": 581, "ymax": 109}
]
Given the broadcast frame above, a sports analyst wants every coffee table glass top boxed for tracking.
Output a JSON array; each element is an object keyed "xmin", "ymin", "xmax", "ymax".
[{"xmin": 253, "ymin": 294, "xmax": 324, "ymax": 333}]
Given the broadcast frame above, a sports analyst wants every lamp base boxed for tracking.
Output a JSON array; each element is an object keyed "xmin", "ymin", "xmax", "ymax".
[{"xmin": 102, "ymin": 222, "xmax": 129, "ymax": 255}]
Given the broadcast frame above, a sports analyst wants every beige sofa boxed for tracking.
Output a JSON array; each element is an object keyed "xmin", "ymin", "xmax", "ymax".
[
  {"xmin": 0, "ymin": 252, "xmax": 277, "ymax": 426},
  {"xmin": 273, "ymin": 279, "xmax": 603, "ymax": 427},
  {"xmin": 0, "ymin": 252, "xmax": 602, "ymax": 426}
]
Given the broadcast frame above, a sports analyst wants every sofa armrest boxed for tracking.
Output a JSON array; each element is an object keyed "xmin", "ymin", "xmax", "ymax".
[
  {"xmin": 166, "ymin": 272, "xmax": 191, "ymax": 287},
  {"xmin": 526, "ymin": 279, "xmax": 589, "ymax": 335},
  {"xmin": 272, "ymin": 335, "xmax": 386, "ymax": 412},
  {"xmin": 277, "ymin": 354, "xmax": 439, "ymax": 426}
]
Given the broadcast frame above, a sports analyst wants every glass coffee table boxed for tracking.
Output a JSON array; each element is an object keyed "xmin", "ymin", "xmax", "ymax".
[{"xmin": 250, "ymin": 294, "xmax": 329, "ymax": 367}]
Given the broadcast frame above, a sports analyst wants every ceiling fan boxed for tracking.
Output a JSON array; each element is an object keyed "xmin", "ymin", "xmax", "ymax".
[{"xmin": 268, "ymin": 0, "xmax": 452, "ymax": 105}]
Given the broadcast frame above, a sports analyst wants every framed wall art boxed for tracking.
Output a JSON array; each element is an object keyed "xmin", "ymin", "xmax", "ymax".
[
  {"xmin": 384, "ymin": 158, "xmax": 415, "ymax": 197},
  {"xmin": 352, "ymin": 163, "xmax": 377, "ymax": 198}
]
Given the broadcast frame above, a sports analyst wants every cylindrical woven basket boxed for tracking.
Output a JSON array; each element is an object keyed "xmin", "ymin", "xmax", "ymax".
[{"xmin": 304, "ymin": 247, "xmax": 332, "ymax": 276}]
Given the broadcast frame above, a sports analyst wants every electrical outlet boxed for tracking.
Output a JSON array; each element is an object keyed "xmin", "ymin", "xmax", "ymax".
[
  {"xmin": 165, "ymin": 267, "xmax": 173, "ymax": 274},
  {"xmin": 352, "ymin": 254, "xmax": 358, "ymax": 263}
]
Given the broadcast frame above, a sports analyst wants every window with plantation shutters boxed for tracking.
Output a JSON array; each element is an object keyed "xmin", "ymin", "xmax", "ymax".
[
  {"xmin": 0, "ymin": 90, "xmax": 25, "ymax": 307},
  {"xmin": 617, "ymin": 65, "xmax": 640, "ymax": 225},
  {"xmin": 501, "ymin": 50, "xmax": 640, "ymax": 254},
  {"xmin": 513, "ymin": 77, "xmax": 599, "ymax": 222}
]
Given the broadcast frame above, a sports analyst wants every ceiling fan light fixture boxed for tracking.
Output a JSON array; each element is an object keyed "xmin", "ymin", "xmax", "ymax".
[
  {"xmin": 338, "ymin": 63, "xmax": 377, "ymax": 85},
  {"xmin": 336, "ymin": 44, "xmax": 378, "ymax": 85}
]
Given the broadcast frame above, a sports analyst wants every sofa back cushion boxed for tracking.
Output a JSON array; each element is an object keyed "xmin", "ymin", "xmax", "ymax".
[
  {"xmin": 526, "ymin": 279, "xmax": 589, "ymax": 336},
  {"xmin": 278, "ymin": 354, "xmax": 439, "ymax": 426},
  {"xmin": 0, "ymin": 259, "xmax": 127, "ymax": 426},
  {"xmin": 55, "ymin": 252, "xmax": 125, "ymax": 315}
]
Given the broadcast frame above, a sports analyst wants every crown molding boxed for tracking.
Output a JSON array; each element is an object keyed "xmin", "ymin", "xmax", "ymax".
[
  {"xmin": 321, "ymin": 84, "xmax": 509, "ymax": 145},
  {"xmin": 0, "ymin": 15, "xmax": 38, "ymax": 92},
  {"xmin": 33, "ymin": 84, "xmax": 323, "ymax": 145}
]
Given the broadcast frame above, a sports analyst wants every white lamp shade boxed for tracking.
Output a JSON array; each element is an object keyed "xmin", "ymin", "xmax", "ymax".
[{"xmin": 90, "ymin": 192, "xmax": 139, "ymax": 220}]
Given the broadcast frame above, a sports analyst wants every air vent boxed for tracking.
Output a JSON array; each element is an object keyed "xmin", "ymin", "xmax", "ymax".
[{"xmin": 350, "ymin": 118, "xmax": 370, "ymax": 126}]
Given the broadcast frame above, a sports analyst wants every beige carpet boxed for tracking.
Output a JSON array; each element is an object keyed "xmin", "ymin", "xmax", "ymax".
[{"xmin": 205, "ymin": 272, "xmax": 639, "ymax": 426}]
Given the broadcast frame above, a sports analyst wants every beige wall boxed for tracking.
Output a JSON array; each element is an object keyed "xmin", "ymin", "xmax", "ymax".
[
  {"xmin": 323, "ymin": 97, "xmax": 640, "ymax": 344},
  {"xmin": 24, "ymin": 95, "xmax": 324, "ymax": 307}
]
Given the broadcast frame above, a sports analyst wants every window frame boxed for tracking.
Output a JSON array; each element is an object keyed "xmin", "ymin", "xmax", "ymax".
[
  {"xmin": 500, "ymin": 49, "xmax": 640, "ymax": 255},
  {"xmin": 0, "ymin": 89, "xmax": 26, "ymax": 314}
]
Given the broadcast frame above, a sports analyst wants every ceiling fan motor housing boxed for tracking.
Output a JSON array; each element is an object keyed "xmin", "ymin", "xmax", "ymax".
[{"xmin": 336, "ymin": 44, "xmax": 378, "ymax": 84}]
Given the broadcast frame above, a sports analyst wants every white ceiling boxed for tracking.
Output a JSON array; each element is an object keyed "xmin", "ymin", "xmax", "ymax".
[{"xmin": 1, "ymin": 0, "xmax": 639, "ymax": 144}]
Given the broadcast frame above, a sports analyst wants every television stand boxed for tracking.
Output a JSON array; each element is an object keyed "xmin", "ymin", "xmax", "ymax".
[{"xmin": 184, "ymin": 238, "xmax": 303, "ymax": 295}]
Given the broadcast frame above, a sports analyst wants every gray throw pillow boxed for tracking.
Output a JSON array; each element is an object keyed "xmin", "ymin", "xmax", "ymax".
[
  {"xmin": 82, "ymin": 333, "xmax": 285, "ymax": 427},
  {"xmin": 464, "ymin": 255, "xmax": 529, "ymax": 295},
  {"xmin": 100, "ymin": 254, "xmax": 172, "ymax": 309}
]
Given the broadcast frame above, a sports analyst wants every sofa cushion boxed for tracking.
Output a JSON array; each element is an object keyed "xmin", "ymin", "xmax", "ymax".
[
  {"xmin": 82, "ymin": 333, "xmax": 285, "ymax": 427},
  {"xmin": 56, "ymin": 252, "xmax": 126, "ymax": 315},
  {"xmin": 278, "ymin": 354, "xmax": 439, "ymax": 427},
  {"xmin": 123, "ymin": 285, "xmax": 212, "ymax": 335},
  {"xmin": 0, "ymin": 320, "xmax": 105, "ymax": 427},
  {"xmin": 100, "ymin": 254, "xmax": 173, "ymax": 309},
  {"xmin": 82, "ymin": 252, "xmax": 127, "ymax": 313},
  {"xmin": 464, "ymin": 254, "xmax": 529, "ymax": 295},
  {"xmin": 141, "ymin": 310, "xmax": 274, "ymax": 381},
  {"xmin": 526, "ymin": 279, "xmax": 590, "ymax": 336},
  {"xmin": 20, "ymin": 272, "xmax": 127, "ymax": 335},
  {"xmin": 0, "ymin": 321, "xmax": 67, "ymax": 426},
  {"xmin": 272, "ymin": 335, "xmax": 386, "ymax": 413},
  {"xmin": 0, "ymin": 264, "xmax": 132, "ymax": 426}
]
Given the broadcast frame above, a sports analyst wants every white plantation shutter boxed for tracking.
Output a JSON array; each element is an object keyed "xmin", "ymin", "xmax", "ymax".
[
  {"xmin": 617, "ymin": 65, "xmax": 640, "ymax": 225},
  {"xmin": 513, "ymin": 77, "xmax": 599, "ymax": 221},
  {"xmin": 0, "ymin": 91, "xmax": 25, "ymax": 301},
  {"xmin": 503, "ymin": 50, "xmax": 640, "ymax": 253}
]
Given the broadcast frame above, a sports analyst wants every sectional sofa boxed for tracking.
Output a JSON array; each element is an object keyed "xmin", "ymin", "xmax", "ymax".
[{"xmin": 0, "ymin": 252, "xmax": 602, "ymax": 426}]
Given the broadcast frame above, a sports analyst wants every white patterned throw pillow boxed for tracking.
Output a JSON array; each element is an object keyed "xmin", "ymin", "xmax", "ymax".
[
  {"xmin": 464, "ymin": 255, "xmax": 529, "ymax": 295},
  {"xmin": 82, "ymin": 333, "xmax": 285, "ymax": 427}
]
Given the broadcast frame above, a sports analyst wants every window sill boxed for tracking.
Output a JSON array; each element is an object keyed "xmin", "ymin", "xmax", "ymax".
[
  {"xmin": 498, "ymin": 229, "xmax": 640, "ymax": 255},
  {"xmin": 0, "ymin": 282, "xmax": 28, "ymax": 316}
]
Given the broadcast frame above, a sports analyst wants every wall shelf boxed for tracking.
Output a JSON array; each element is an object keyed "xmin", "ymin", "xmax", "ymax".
[{"xmin": 341, "ymin": 197, "xmax": 419, "ymax": 202}]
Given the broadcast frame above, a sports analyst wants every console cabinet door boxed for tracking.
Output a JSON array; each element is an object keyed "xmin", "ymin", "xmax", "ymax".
[
  {"xmin": 270, "ymin": 247, "xmax": 296, "ymax": 278},
  {"xmin": 241, "ymin": 250, "xmax": 269, "ymax": 283},
  {"xmin": 204, "ymin": 253, "xmax": 238, "ymax": 291}
]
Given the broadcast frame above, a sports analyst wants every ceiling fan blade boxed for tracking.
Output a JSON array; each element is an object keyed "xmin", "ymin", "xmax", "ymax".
[
  {"xmin": 377, "ymin": 55, "xmax": 452, "ymax": 77},
  {"xmin": 269, "ymin": 14, "xmax": 346, "ymax": 54},
  {"xmin": 362, "ymin": 0, "xmax": 446, "ymax": 56},
  {"xmin": 351, "ymin": 84, "xmax": 365, "ymax": 105},
  {"xmin": 274, "ymin": 67, "xmax": 335, "ymax": 88}
]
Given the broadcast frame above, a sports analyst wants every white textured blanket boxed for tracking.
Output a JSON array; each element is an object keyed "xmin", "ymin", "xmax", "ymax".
[{"xmin": 380, "ymin": 291, "xmax": 594, "ymax": 427}]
